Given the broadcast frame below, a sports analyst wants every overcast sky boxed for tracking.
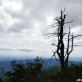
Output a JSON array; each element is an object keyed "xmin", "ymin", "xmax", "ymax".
[{"xmin": 0, "ymin": 0, "xmax": 82, "ymax": 59}]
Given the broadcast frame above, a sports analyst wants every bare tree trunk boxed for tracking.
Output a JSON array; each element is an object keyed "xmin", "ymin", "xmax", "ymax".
[{"xmin": 45, "ymin": 9, "xmax": 81, "ymax": 71}]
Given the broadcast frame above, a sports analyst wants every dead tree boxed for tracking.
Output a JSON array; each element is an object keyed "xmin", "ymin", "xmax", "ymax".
[{"xmin": 45, "ymin": 9, "xmax": 82, "ymax": 71}]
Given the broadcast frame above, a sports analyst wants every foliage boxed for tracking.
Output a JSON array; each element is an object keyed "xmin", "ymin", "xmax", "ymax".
[
  {"xmin": 5, "ymin": 57, "xmax": 44, "ymax": 82},
  {"xmin": 0, "ymin": 59, "xmax": 82, "ymax": 82},
  {"xmin": 5, "ymin": 61, "xmax": 26, "ymax": 82},
  {"xmin": 0, "ymin": 77, "xmax": 4, "ymax": 82},
  {"xmin": 45, "ymin": 64, "xmax": 82, "ymax": 82}
]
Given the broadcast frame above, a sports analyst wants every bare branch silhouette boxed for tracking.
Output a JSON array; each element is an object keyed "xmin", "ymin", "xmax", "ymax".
[{"xmin": 45, "ymin": 9, "xmax": 82, "ymax": 71}]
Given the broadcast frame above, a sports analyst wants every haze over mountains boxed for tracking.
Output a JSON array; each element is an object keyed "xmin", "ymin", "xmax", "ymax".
[
  {"xmin": 0, "ymin": 56, "xmax": 82, "ymax": 73},
  {"xmin": 0, "ymin": 55, "xmax": 82, "ymax": 61},
  {"xmin": 0, "ymin": 53, "xmax": 82, "ymax": 73}
]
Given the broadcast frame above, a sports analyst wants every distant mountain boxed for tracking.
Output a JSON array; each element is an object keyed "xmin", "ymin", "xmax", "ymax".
[
  {"xmin": 69, "ymin": 57, "xmax": 82, "ymax": 61},
  {"xmin": 0, "ymin": 58, "xmax": 82, "ymax": 73},
  {"xmin": 0, "ymin": 59, "xmax": 60, "ymax": 72}
]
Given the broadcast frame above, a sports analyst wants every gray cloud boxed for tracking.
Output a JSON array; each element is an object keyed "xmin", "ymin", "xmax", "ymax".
[
  {"xmin": 17, "ymin": 48, "xmax": 35, "ymax": 52},
  {"xmin": 0, "ymin": 0, "xmax": 82, "ymax": 57},
  {"xmin": 0, "ymin": 0, "xmax": 82, "ymax": 32},
  {"xmin": 1, "ymin": 0, "xmax": 82, "ymax": 34},
  {"xmin": 0, "ymin": 47, "xmax": 14, "ymax": 51},
  {"xmin": 8, "ymin": 22, "xmax": 29, "ymax": 33}
]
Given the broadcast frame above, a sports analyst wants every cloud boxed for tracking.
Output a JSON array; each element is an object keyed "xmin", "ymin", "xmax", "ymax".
[
  {"xmin": 0, "ymin": 47, "xmax": 14, "ymax": 51},
  {"xmin": 17, "ymin": 48, "xmax": 35, "ymax": 52},
  {"xmin": 1, "ymin": 0, "xmax": 23, "ymax": 13},
  {"xmin": 0, "ymin": 0, "xmax": 82, "ymax": 58},
  {"xmin": 71, "ymin": 26, "xmax": 82, "ymax": 35}
]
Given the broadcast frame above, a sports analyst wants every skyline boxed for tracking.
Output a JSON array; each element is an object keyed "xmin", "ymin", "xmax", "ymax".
[{"xmin": 0, "ymin": 0, "xmax": 82, "ymax": 59}]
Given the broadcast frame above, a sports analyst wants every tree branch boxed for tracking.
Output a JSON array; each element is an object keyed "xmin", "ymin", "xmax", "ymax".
[
  {"xmin": 64, "ymin": 20, "xmax": 73, "ymax": 24},
  {"xmin": 44, "ymin": 33, "xmax": 57, "ymax": 36},
  {"xmin": 69, "ymin": 35, "xmax": 82, "ymax": 40},
  {"xmin": 50, "ymin": 50, "xmax": 60, "ymax": 61}
]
